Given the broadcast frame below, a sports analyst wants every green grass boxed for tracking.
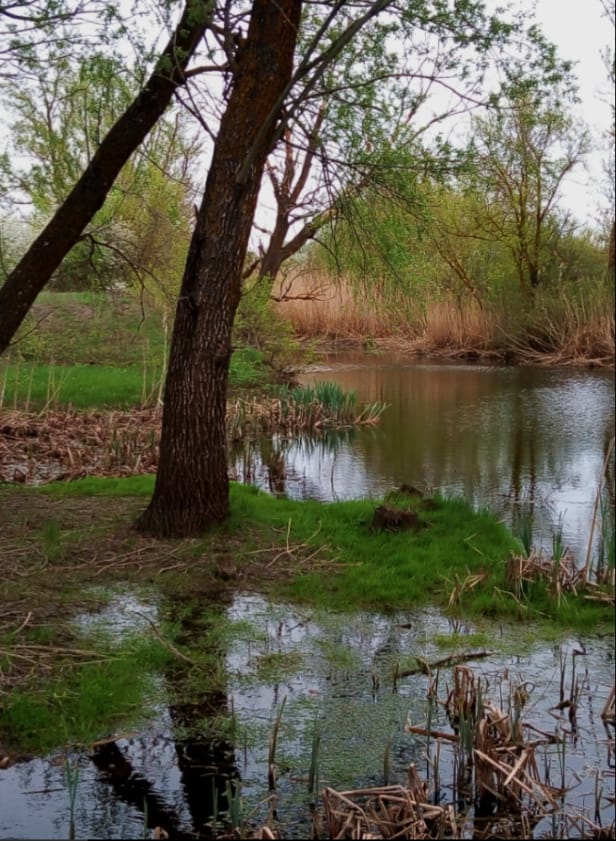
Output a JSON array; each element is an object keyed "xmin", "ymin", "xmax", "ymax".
[
  {"xmin": 1, "ymin": 362, "xmax": 166, "ymax": 409},
  {"xmin": 1, "ymin": 348, "xmax": 270, "ymax": 410},
  {"xmin": 31, "ymin": 477, "xmax": 614, "ymax": 629},
  {"xmin": 33, "ymin": 474, "xmax": 157, "ymax": 496},
  {"xmin": 0, "ymin": 634, "xmax": 171, "ymax": 754},
  {"xmin": 12, "ymin": 291, "xmax": 167, "ymax": 367},
  {"xmin": 2, "ymin": 291, "xmax": 274, "ymax": 408}
]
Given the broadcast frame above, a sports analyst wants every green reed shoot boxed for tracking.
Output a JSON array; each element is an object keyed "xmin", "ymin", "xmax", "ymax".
[
  {"xmin": 513, "ymin": 501, "xmax": 534, "ymax": 557},
  {"xmin": 41, "ymin": 518, "xmax": 62, "ymax": 562},
  {"xmin": 551, "ymin": 511, "xmax": 566, "ymax": 563},
  {"xmin": 268, "ymin": 695, "xmax": 287, "ymax": 792},
  {"xmin": 308, "ymin": 714, "xmax": 321, "ymax": 794},
  {"xmin": 64, "ymin": 755, "xmax": 80, "ymax": 841},
  {"xmin": 383, "ymin": 737, "xmax": 392, "ymax": 786},
  {"xmin": 595, "ymin": 490, "xmax": 615, "ymax": 583},
  {"xmin": 225, "ymin": 779, "xmax": 242, "ymax": 831}
]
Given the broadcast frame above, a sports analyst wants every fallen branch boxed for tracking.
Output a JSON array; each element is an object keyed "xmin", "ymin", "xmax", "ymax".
[{"xmin": 397, "ymin": 650, "xmax": 497, "ymax": 678}]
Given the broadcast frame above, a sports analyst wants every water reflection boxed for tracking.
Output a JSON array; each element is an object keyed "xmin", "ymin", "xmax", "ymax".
[
  {"xmin": 231, "ymin": 356, "xmax": 615, "ymax": 558},
  {"xmin": 0, "ymin": 591, "xmax": 613, "ymax": 839}
]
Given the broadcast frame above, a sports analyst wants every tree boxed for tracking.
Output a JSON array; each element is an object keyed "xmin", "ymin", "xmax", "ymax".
[
  {"xmin": 599, "ymin": 0, "xmax": 615, "ymax": 273},
  {"xmin": 0, "ymin": 51, "xmax": 199, "ymax": 293},
  {"xmin": 136, "ymin": 0, "xmax": 573, "ymax": 537},
  {"xmin": 466, "ymin": 87, "xmax": 589, "ymax": 297},
  {"xmin": 0, "ymin": 0, "xmax": 574, "ymax": 537},
  {"xmin": 134, "ymin": 0, "xmax": 304, "ymax": 536},
  {"xmin": 245, "ymin": 8, "xmax": 581, "ymax": 305},
  {"xmin": 0, "ymin": 1, "xmax": 115, "ymax": 78},
  {"xmin": 0, "ymin": 0, "xmax": 212, "ymax": 353}
]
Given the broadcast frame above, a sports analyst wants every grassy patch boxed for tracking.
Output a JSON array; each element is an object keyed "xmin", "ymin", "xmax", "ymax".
[
  {"xmin": 0, "ymin": 633, "xmax": 171, "ymax": 754},
  {"xmin": 1, "ymin": 351, "xmax": 271, "ymax": 410},
  {"xmin": 0, "ymin": 362, "xmax": 165, "ymax": 409},
  {"xmin": 432, "ymin": 631, "xmax": 493, "ymax": 650},
  {"xmin": 22, "ymin": 478, "xmax": 613, "ymax": 628},
  {"xmin": 4, "ymin": 477, "xmax": 612, "ymax": 634},
  {"xmin": 11, "ymin": 291, "xmax": 167, "ymax": 367},
  {"xmin": 2, "ymin": 291, "xmax": 276, "ymax": 409},
  {"xmin": 32, "ymin": 474, "xmax": 156, "ymax": 496},
  {"xmin": 252, "ymin": 650, "xmax": 304, "ymax": 683}
]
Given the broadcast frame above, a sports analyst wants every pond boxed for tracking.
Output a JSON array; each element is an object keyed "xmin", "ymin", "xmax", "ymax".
[
  {"xmin": 232, "ymin": 353, "xmax": 615, "ymax": 560},
  {"xmin": 1, "ymin": 590, "xmax": 614, "ymax": 839}
]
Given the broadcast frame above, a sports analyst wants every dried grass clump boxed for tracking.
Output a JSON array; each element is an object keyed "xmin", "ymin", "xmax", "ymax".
[
  {"xmin": 506, "ymin": 548, "xmax": 579, "ymax": 594},
  {"xmin": 323, "ymin": 782, "xmax": 457, "ymax": 840},
  {"xmin": 505, "ymin": 549, "xmax": 615, "ymax": 606},
  {"xmin": 324, "ymin": 665, "xmax": 567, "ymax": 840},
  {"xmin": 1, "ymin": 390, "xmax": 387, "ymax": 484},
  {"xmin": 0, "ymin": 407, "xmax": 162, "ymax": 484},
  {"xmin": 324, "ymin": 666, "xmax": 613, "ymax": 841}
]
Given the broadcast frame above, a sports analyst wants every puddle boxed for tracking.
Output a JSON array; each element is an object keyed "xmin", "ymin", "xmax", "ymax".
[
  {"xmin": 1, "ymin": 593, "xmax": 614, "ymax": 839},
  {"xmin": 74, "ymin": 588, "xmax": 160, "ymax": 639}
]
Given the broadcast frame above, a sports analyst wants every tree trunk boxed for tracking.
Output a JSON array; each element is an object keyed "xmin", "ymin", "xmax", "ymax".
[
  {"xmin": 0, "ymin": 0, "xmax": 212, "ymax": 356},
  {"xmin": 136, "ymin": 0, "xmax": 302, "ymax": 538}
]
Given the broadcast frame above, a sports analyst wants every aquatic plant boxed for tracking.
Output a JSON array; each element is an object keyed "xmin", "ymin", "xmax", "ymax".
[
  {"xmin": 64, "ymin": 756, "xmax": 79, "ymax": 841},
  {"xmin": 513, "ymin": 500, "xmax": 534, "ymax": 558},
  {"xmin": 582, "ymin": 437, "xmax": 615, "ymax": 584}
]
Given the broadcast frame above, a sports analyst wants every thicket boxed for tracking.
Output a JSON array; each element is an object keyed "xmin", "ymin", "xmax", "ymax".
[{"xmin": 287, "ymin": 183, "xmax": 614, "ymax": 361}]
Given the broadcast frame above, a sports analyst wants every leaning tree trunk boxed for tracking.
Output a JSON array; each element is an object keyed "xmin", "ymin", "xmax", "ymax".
[
  {"xmin": 136, "ymin": 0, "xmax": 302, "ymax": 538},
  {"xmin": 0, "ymin": 0, "xmax": 212, "ymax": 356}
]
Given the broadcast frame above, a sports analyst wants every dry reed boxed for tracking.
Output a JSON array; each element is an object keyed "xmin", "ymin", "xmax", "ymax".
[
  {"xmin": 323, "ymin": 662, "xmax": 614, "ymax": 839},
  {"xmin": 0, "ymin": 388, "xmax": 386, "ymax": 484},
  {"xmin": 274, "ymin": 268, "xmax": 615, "ymax": 366}
]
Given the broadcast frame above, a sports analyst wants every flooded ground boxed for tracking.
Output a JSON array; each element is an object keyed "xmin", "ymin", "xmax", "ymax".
[
  {"xmin": 1, "ymin": 589, "xmax": 613, "ymax": 839},
  {"xmin": 1, "ymin": 356, "xmax": 613, "ymax": 838}
]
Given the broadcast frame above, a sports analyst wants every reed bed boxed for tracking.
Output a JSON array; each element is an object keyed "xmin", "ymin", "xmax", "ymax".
[
  {"xmin": 275, "ymin": 270, "xmax": 409, "ymax": 339},
  {"xmin": 229, "ymin": 383, "xmax": 387, "ymax": 442},
  {"xmin": 0, "ymin": 386, "xmax": 387, "ymax": 484},
  {"xmin": 0, "ymin": 407, "xmax": 162, "ymax": 484},
  {"xmin": 505, "ymin": 545, "xmax": 615, "ymax": 605},
  {"xmin": 323, "ymin": 782, "xmax": 458, "ymax": 839},
  {"xmin": 323, "ymin": 663, "xmax": 614, "ymax": 840},
  {"xmin": 275, "ymin": 269, "xmax": 615, "ymax": 366}
]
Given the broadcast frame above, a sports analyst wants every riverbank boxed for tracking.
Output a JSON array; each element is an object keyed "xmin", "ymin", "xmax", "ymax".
[
  {"xmin": 275, "ymin": 271, "xmax": 615, "ymax": 368},
  {"xmin": 303, "ymin": 333, "xmax": 615, "ymax": 368}
]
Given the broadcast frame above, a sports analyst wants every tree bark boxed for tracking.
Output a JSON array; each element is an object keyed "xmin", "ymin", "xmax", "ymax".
[
  {"xmin": 136, "ymin": 0, "xmax": 302, "ymax": 537},
  {"xmin": 0, "ymin": 0, "xmax": 212, "ymax": 356}
]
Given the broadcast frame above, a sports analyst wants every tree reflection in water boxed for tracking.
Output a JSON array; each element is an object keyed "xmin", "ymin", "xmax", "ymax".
[{"xmin": 91, "ymin": 595, "xmax": 240, "ymax": 839}]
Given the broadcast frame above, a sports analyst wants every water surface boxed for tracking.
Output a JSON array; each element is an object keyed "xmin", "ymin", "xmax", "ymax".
[
  {"xmin": 1, "ymin": 591, "xmax": 613, "ymax": 839},
  {"xmin": 232, "ymin": 354, "xmax": 615, "ymax": 558}
]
